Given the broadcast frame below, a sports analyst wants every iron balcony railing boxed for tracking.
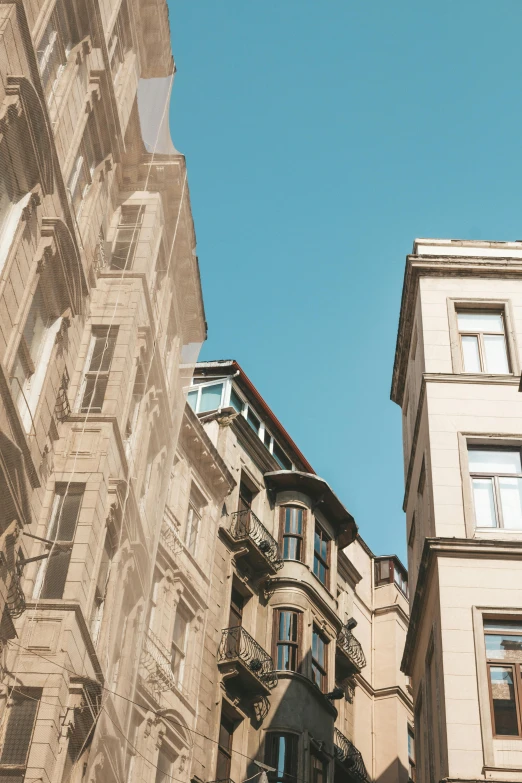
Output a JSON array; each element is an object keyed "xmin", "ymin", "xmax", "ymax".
[
  {"xmin": 228, "ymin": 510, "xmax": 283, "ymax": 570},
  {"xmin": 337, "ymin": 624, "xmax": 367, "ymax": 670},
  {"xmin": 141, "ymin": 629, "xmax": 177, "ymax": 692},
  {"xmin": 218, "ymin": 626, "xmax": 278, "ymax": 690},
  {"xmin": 334, "ymin": 728, "xmax": 370, "ymax": 782}
]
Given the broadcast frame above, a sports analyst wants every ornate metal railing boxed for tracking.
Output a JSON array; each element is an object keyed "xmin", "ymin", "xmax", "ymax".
[
  {"xmin": 160, "ymin": 509, "xmax": 183, "ymax": 558},
  {"xmin": 207, "ymin": 779, "xmax": 236, "ymax": 783},
  {"xmin": 55, "ymin": 368, "xmax": 71, "ymax": 421},
  {"xmin": 337, "ymin": 624, "xmax": 367, "ymax": 670},
  {"xmin": 218, "ymin": 626, "xmax": 278, "ymax": 690},
  {"xmin": 141, "ymin": 629, "xmax": 177, "ymax": 692},
  {"xmin": 228, "ymin": 510, "xmax": 283, "ymax": 570},
  {"xmin": 334, "ymin": 728, "xmax": 369, "ymax": 782},
  {"xmin": 6, "ymin": 569, "xmax": 26, "ymax": 619}
]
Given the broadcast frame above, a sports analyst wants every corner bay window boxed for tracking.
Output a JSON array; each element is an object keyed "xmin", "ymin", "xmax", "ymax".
[
  {"xmin": 375, "ymin": 558, "xmax": 409, "ymax": 598},
  {"xmin": 34, "ymin": 485, "xmax": 84, "ymax": 599},
  {"xmin": 485, "ymin": 619, "xmax": 522, "ymax": 737},
  {"xmin": 281, "ymin": 506, "xmax": 304, "ymax": 561},
  {"xmin": 469, "ymin": 447, "xmax": 522, "ymax": 529},
  {"xmin": 80, "ymin": 326, "xmax": 118, "ymax": 413},
  {"xmin": 265, "ymin": 733, "xmax": 298, "ymax": 783},
  {"xmin": 311, "ymin": 627, "xmax": 328, "ymax": 691},
  {"xmin": 457, "ymin": 310, "xmax": 510, "ymax": 374},
  {"xmin": 313, "ymin": 525, "xmax": 329, "ymax": 586},
  {"xmin": 274, "ymin": 609, "xmax": 300, "ymax": 671}
]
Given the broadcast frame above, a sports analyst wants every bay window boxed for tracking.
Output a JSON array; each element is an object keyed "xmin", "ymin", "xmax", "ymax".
[
  {"xmin": 313, "ymin": 524, "xmax": 330, "ymax": 587},
  {"xmin": 79, "ymin": 326, "xmax": 118, "ymax": 413},
  {"xmin": 280, "ymin": 506, "xmax": 304, "ymax": 561},
  {"xmin": 311, "ymin": 627, "xmax": 328, "ymax": 690},
  {"xmin": 265, "ymin": 733, "xmax": 298, "ymax": 783},
  {"xmin": 274, "ymin": 609, "xmax": 300, "ymax": 671},
  {"xmin": 111, "ymin": 205, "xmax": 145, "ymax": 270},
  {"xmin": 457, "ymin": 310, "xmax": 510, "ymax": 374},
  {"xmin": 68, "ymin": 113, "xmax": 102, "ymax": 214},
  {"xmin": 485, "ymin": 619, "xmax": 522, "ymax": 736},
  {"xmin": 469, "ymin": 447, "xmax": 522, "ymax": 529}
]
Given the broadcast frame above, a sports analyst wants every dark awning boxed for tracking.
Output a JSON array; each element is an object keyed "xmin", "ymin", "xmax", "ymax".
[{"xmin": 264, "ymin": 471, "xmax": 357, "ymax": 548}]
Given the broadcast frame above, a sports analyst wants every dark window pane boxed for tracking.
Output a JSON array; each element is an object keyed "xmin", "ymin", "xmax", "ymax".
[
  {"xmin": 283, "ymin": 537, "xmax": 300, "ymax": 561},
  {"xmin": 490, "ymin": 666, "xmax": 519, "ymax": 736},
  {"xmin": 273, "ymin": 441, "xmax": 291, "ymax": 470},
  {"xmin": 266, "ymin": 733, "xmax": 298, "ymax": 783},
  {"xmin": 311, "ymin": 753, "xmax": 326, "ymax": 783},
  {"xmin": 0, "ymin": 691, "xmax": 40, "ymax": 765},
  {"xmin": 81, "ymin": 375, "xmax": 108, "ymax": 412},
  {"xmin": 279, "ymin": 612, "xmax": 297, "ymax": 643},
  {"xmin": 49, "ymin": 491, "xmax": 82, "ymax": 542},
  {"xmin": 230, "ymin": 388, "xmax": 243, "ymax": 413},
  {"xmin": 41, "ymin": 549, "xmax": 72, "ymax": 599},
  {"xmin": 246, "ymin": 408, "xmax": 260, "ymax": 434},
  {"xmin": 89, "ymin": 330, "xmax": 117, "ymax": 372}
]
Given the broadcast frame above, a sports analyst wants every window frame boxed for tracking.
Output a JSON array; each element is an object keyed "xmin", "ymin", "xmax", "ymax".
[
  {"xmin": 67, "ymin": 112, "xmax": 103, "ymax": 215},
  {"xmin": 110, "ymin": 204, "xmax": 145, "ymax": 270},
  {"xmin": 273, "ymin": 608, "xmax": 301, "ymax": 672},
  {"xmin": 78, "ymin": 326, "xmax": 119, "ymax": 414},
  {"xmin": 313, "ymin": 523, "xmax": 330, "ymax": 588},
  {"xmin": 279, "ymin": 505, "xmax": 306, "ymax": 563},
  {"xmin": 457, "ymin": 309, "xmax": 510, "ymax": 374},
  {"xmin": 468, "ymin": 445, "xmax": 522, "ymax": 530},
  {"xmin": 310, "ymin": 747, "xmax": 327, "ymax": 783},
  {"xmin": 484, "ymin": 619, "xmax": 522, "ymax": 738},
  {"xmin": 216, "ymin": 710, "xmax": 235, "ymax": 782},
  {"xmin": 265, "ymin": 732, "xmax": 298, "ymax": 783},
  {"xmin": 0, "ymin": 688, "xmax": 41, "ymax": 773},
  {"xmin": 447, "ymin": 299, "xmax": 519, "ymax": 376},
  {"xmin": 407, "ymin": 725, "xmax": 416, "ymax": 782},
  {"xmin": 171, "ymin": 604, "xmax": 190, "ymax": 689},
  {"xmin": 374, "ymin": 557, "xmax": 409, "ymax": 598},
  {"xmin": 311, "ymin": 625, "xmax": 328, "ymax": 691}
]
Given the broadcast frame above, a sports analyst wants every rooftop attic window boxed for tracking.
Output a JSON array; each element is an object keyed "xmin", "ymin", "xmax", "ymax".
[
  {"xmin": 375, "ymin": 558, "xmax": 408, "ymax": 598},
  {"xmin": 187, "ymin": 381, "xmax": 224, "ymax": 414}
]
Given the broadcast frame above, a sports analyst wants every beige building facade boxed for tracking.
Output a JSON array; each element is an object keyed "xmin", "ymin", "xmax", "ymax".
[{"xmin": 392, "ymin": 239, "xmax": 522, "ymax": 783}]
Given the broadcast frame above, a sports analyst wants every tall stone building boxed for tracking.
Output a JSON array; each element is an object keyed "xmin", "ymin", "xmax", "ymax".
[
  {"xmin": 391, "ymin": 238, "xmax": 522, "ymax": 783},
  {"xmin": 0, "ymin": 0, "xmax": 205, "ymax": 781}
]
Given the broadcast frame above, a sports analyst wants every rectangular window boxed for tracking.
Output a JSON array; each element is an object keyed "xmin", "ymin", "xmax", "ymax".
[
  {"xmin": 155, "ymin": 748, "xmax": 174, "ymax": 783},
  {"xmin": 0, "ymin": 689, "xmax": 41, "ymax": 771},
  {"xmin": 111, "ymin": 205, "xmax": 145, "ymax": 270},
  {"xmin": 310, "ymin": 750, "xmax": 327, "ymax": 783},
  {"xmin": 11, "ymin": 284, "xmax": 53, "ymax": 415},
  {"xmin": 265, "ymin": 733, "xmax": 298, "ymax": 783},
  {"xmin": 272, "ymin": 439, "xmax": 292, "ymax": 470},
  {"xmin": 216, "ymin": 712, "xmax": 234, "ymax": 781},
  {"xmin": 109, "ymin": 0, "xmax": 133, "ymax": 81},
  {"xmin": 281, "ymin": 506, "xmax": 304, "ymax": 561},
  {"xmin": 457, "ymin": 310, "xmax": 510, "ymax": 374},
  {"xmin": 187, "ymin": 381, "xmax": 224, "ymax": 414},
  {"xmin": 37, "ymin": 1, "xmax": 79, "ymax": 98},
  {"xmin": 275, "ymin": 610, "xmax": 299, "ymax": 671},
  {"xmin": 89, "ymin": 529, "xmax": 113, "ymax": 646},
  {"xmin": 311, "ymin": 627, "xmax": 328, "ymax": 690},
  {"xmin": 485, "ymin": 619, "xmax": 522, "ymax": 737},
  {"xmin": 408, "ymin": 726, "xmax": 416, "ymax": 781},
  {"xmin": 185, "ymin": 497, "xmax": 201, "ymax": 556},
  {"xmin": 171, "ymin": 607, "xmax": 189, "ymax": 688},
  {"xmin": 374, "ymin": 558, "xmax": 409, "ymax": 597},
  {"xmin": 230, "ymin": 387, "xmax": 244, "ymax": 413},
  {"xmin": 469, "ymin": 447, "xmax": 522, "ymax": 529},
  {"xmin": 80, "ymin": 326, "xmax": 118, "ymax": 413},
  {"xmin": 246, "ymin": 406, "xmax": 261, "ymax": 434},
  {"xmin": 68, "ymin": 114, "xmax": 102, "ymax": 214},
  {"xmin": 35, "ymin": 485, "xmax": 84, "ymax": 599},
  {"xmin": 313, "ymin": 524, "xmax": 329, "ymax": 587}
]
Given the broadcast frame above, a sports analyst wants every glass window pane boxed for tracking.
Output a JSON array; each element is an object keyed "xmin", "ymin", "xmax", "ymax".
[
  {"xmin": 468, "ymin": 449, "xmax": 522, "ymax": 474},
  {"xmin": 285, "ymin": 508, "xmax": 302, "ymax": 534},
  {"xmin": 472, "ymin": 478, "xmax": 497, "ymax": 527},
  {"xmin": 486, "ymin": 634, "xmax": 522, "ymax": 663},
  {"xmin": 489, "ymin": 666, "xmax": 519, "ymax": 736},
  {"xmin": 0, "ymin": 692, "xmax": 39, "ymax": 765},
  {"xmin": 461, "ymin": 335, "xmax": 481, "ymax": 372},
  {"xmin": 246, "ymin": 407, "xmax": 260, "ymax": 433},
  {"xmin": 41, "ymin": 549, "xmax": 72, "ymax": 599},
  {"xmin": 187, "ymin": 389, "xmax": 197, "ymax": 410},
  {"xmin": 499, "ymin": 477, "xmax": 522, "ymax": 529},
  {"xmin": 457, "ymin": 312, "xmax": 504, "ymax": 333},
  {"xmin": 283, "ymin": 537, "xmax": 300, "ymax": 560},
  {"xmin": 485, "ymin": 620, "xmax": 522, "ymax": 633},
  {"xmin": 230, "ymin": 387, "xmax": 243, "ymax": 413},
  {"xmin": 273, "ymin": 441, "xmax": 292, "ymax": 470},
  {"xmin": 484, "ymin": 334, "xmax": 510, "ymax": 374},
  {"xmin": 199, "ymin": 383, "xmax": 223, "ymax": 413}
]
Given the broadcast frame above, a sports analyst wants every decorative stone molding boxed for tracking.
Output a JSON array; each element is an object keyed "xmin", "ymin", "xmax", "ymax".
[{"xmin": 21, "ymin": 191, "xmax": 41, "ymax": 221}]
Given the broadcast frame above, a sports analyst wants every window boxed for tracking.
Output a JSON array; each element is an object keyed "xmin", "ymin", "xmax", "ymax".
[
  {"xmin": 10, "ymin": 285, "xmax": 54, "ymax": 416},
  {"xmin": 485, "ymin": 619, "xmax": 522, "ymax": 737},
  {"xmin": 68, "ymin": 113, "xmax": 102, "ymax": 213},
  {"xmin": 90, "ymin": 529, "xmax": 114, "ymax": 646},
  {"xmin": 311, "ymin": 627, "xmax": 328, "ymax": 690},
  {"xmin": 310, "ymin": 750, "xmax": 327, "ymax": 783},
  {"xmin": 281, "ymin": 506, "xmax": 304, "ymax": 561},
  {"xmin": 469, "ymin": 447, "xmax": 522, "ymax": 529},
  {"xmin": 374, "ymin": 558, "xmax": 409, "ymax": 597},
  {"xmin": 274, "ymin": 610, "xmax": 300, "ymax": 671},
  {"xmin": 187, "ymin": 381, "xmax": 224, "ymax": 414},
  {"xmin": 37, "ymin": 1, "xmax": 79, "ymax": 98},
  {"xmin": 238, "ymin": 481, "xmax": 253, "ymax": 513},
  {"xmin": 0, "ymin": 689, "xmax": 41, "ymax": 773},
  {"xmin": 407, "ymin": 726, "xmax": 416, "ymax": 782},
  {"xmin": 80, "ymin": 326, "xmax": 118, "ymax": 413},
  {"xmin": 457, "ymin": 310, "xmax": 510, "ymax": 374},
  {"xmin": 313, "ymin": 524, "xmax": 329, "ymax": 587},
  {"xmin": 185, "ymin": 496, "xmax": 201, "ymax": 556},
  {"xmin": 246, "ymin": 406, "xmax": 260, "ymax": 434},
  {"xmin": 265, "ymin": 733, "xmax": 298, "ymax": 783},
  {"xmin": 124, "ymin": 362, "xmax": 145, "ymax": 457},
  {"xmin": 230, "ymin": 387, "xmax": 244, "ymax": 413},
  {"xmin": 171, "ymin": 607, "xmax": 189, "ymax": 688},
  {"xmin": 34, "ymin": 485, "xmax": 84, "ymax": 599},
  {"xmin": 272, "ymin": 440, "xmax": 292, "ymax": 470},
  {"xmin": 109, "ymin": 0, "xmax": 133, "ymax": 82},
  {"xmin": 216, "ymin": 712, "xmax": 235, "ymax": 781},
  {"xmin": 111, "ymin": 205, "xmax": 145, "ymax": 270},
  {"xmin": 155, "ymin": 747, "xmax": 174, "ymax": 783}
]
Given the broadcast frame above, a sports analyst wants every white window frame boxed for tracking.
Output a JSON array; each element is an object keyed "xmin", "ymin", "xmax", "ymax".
[
  {"xmin": 76, "ymin": 326, "xmax": 118, "ymax": 414},
  {"xmin": 447, "ymin": 299, "xmax": 519, "ymax": 376},
  {"xmin": 170, "ymin": 603, "xmax": 190, "ymax": 690}
]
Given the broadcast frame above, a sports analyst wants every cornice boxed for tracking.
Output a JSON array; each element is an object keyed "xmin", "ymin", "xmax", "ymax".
[
  {"xmin": 373, "ymin": 603, "xmax": 409, "ymax": 626},
  {"xmin": 391, "ymin": 254, "xmax": 522, "ymax": 405},
  {"xmin": 355, "ymin": 675, "xmax": 412, "ymax": 710},
  {"xmin": 337, "ymin": 550, "xmax": 362, "ymax": 587},
  {"xmin": 180, "ymin": 405, "xmax": 236, "ymax": 500},
  {"xmin": 402, "ymin": 537, "xmax": 522, "ymax": 674}
]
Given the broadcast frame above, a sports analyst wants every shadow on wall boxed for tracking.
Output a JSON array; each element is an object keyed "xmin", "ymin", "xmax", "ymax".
[{"xmin": 375, "ymin": 758, "xmax": 409, "ymax": 783}]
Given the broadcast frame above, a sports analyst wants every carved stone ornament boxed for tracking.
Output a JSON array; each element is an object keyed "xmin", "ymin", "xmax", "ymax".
[{"xmin": 21, "ymin": 191, "xmax": 41, "ymax": 221}]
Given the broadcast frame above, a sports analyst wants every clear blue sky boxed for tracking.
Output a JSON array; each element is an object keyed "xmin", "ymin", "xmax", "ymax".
[{"xmin": 167, "ymin": 0, "xmax": 522, "ymax": 561}]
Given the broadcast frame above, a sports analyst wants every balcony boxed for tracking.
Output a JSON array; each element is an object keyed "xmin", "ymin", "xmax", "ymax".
[
  {"xmin": 336, "ymin": 620, "xmax": 366, "ymax": 678},
  {"xmin": 222, "ymin": 510, "xmax": 283, "ymax": 575},
  {"xmin": 218, "ymin": 626, "xmax": 278, "ymax": 697},
  {"xmin": 141, "ymin": 629, "xmax": 177, "ymax": 692},
  {"xmin": 334, "ymin": 728, "xmax": 369, "ymax": 782}
]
